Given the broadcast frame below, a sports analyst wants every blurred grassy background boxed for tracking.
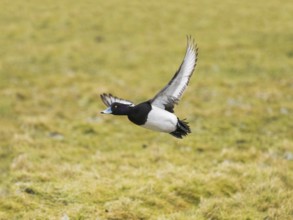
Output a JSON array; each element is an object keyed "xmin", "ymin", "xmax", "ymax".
[{"xmin": 0, "ymin": 0, "xmax": 292, "ymax": 219}]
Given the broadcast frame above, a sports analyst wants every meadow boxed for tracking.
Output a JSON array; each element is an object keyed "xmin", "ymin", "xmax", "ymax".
[{"xmin": 0, "ymin": 0, "xmax": 293, "ymax": 219}]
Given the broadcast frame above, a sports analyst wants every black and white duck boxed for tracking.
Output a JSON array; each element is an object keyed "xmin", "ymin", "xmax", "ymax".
[{"xmin": 100, "ymin": 37, "xmax": 198, "ymax": 139}]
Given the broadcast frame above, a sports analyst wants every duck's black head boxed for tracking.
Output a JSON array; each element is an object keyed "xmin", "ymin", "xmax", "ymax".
[{"xmin": 101, "ymin": 102, "xmax": 132, "ymax": 115}]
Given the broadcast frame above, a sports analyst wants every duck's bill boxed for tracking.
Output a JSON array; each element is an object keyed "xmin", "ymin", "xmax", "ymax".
[{"xmin": 101, "ymin": 107, "xmax": 112, "ymax": 114}]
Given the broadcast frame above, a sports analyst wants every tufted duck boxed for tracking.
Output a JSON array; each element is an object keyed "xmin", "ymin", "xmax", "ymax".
[{"xmin": 100, "ymin": 36, "xmax": 198, "ymax": 138}]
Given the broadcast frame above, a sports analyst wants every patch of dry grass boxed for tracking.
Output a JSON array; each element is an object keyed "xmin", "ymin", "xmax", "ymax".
[{"xmin": 0, "ymin": 0, "xmax": 293, "ymax": 219}]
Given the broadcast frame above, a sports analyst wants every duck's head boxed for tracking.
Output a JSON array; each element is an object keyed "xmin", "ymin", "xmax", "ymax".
[{"xmin": 101, "ymin": 102, "xmax": 132, "ymax": 115}]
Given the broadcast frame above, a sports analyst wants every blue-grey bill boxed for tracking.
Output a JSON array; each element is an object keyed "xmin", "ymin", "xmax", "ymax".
[{"xmin": 101, "ymin": 107, "xmax": 112, "ymax": 114}]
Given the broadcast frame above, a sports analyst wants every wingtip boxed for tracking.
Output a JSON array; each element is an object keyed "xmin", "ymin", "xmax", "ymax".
[
  {"xmin": 185, "ymin": 35, "xmax": 199, "ymax": 65},
  {"xmin": 186, "ymin": 35, "xmax": 198, "ymax": 52},
  {"xmin": 100, "ymin": 93, "xmax": 109, "ymax": 106}
]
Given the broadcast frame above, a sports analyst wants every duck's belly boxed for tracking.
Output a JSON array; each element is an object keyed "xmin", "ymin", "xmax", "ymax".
[{"xmin": 141, "ymin": 105, "xmax": 178, "ymax": 133}]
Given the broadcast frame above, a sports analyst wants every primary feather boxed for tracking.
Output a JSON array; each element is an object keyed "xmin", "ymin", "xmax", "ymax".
[
  {"xmin": 151, "ymin": 36, "xmax": 198, "ymax": 112},
  {"xmin": 100, "ymin": 93, "xmax": 135, "ymax": 107}
]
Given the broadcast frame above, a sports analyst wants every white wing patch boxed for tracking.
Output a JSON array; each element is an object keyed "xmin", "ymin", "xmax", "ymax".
[
  {"xmin": 100, "ymin": 93, "xmax": 135, "ymax": 107},
  {"xmin": 151, "ymin": 36, "xmax": 198, "ymax": 112}
]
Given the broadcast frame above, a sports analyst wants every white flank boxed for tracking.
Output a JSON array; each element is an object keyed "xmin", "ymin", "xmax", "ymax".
[{"xmin": 141, "ymin": 105, "xmax": 178, "ymax": 133}]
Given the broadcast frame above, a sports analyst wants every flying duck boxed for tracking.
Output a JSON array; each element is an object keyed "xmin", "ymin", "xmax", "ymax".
[{"xmin": 100, "ymin": 36, "xmax": 198, "ymax": 138}]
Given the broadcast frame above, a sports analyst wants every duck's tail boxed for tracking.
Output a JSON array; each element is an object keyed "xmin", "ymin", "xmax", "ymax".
[{"xmin": 170, "ymin": 118, "xmax": 191, "ymax": 139}]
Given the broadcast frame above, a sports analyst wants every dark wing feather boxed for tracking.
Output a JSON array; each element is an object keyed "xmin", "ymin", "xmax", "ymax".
[
  {"xmin": 150, "ymin": 36, "xmax": 198, "ymax": 112},
  {"xmin": 100, "ymin": 93, "xmax": 135, "ymax": 107}
]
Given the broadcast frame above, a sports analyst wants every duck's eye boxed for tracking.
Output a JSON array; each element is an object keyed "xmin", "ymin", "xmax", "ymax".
[{"xmin": 114, "ymin": 105, "xmax": 117, "ymax": 108}]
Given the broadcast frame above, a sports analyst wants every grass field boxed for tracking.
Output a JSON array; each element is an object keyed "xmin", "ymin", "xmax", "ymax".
[{"xmin": 1, "ymin": 0, "xmax": 293, "ymax": 219}]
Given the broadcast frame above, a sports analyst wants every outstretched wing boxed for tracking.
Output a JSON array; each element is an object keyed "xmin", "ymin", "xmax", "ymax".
[
  {"xmin": 100, "ymin": 93, "xmax": 135, "ymax": 107},
  {"xmin": 150, "ymin": 36, "xmax": 198, "ymax": 113}
]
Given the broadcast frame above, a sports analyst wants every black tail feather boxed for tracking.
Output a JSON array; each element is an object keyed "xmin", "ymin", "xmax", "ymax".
[{"xmin": 170, "ymin": 119, "xmax": 191, "ymax": 139}]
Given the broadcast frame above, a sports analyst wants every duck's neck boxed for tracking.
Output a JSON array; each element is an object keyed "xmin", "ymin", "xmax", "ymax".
[{"xmin": 128, "ymin": 102, "xmax": 152, "ymax": 125}]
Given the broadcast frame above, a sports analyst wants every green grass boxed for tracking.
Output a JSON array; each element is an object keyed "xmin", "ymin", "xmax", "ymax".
[{"xmin": 1, "ymin": 0, "xmax": 293, "ymax": 219}]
